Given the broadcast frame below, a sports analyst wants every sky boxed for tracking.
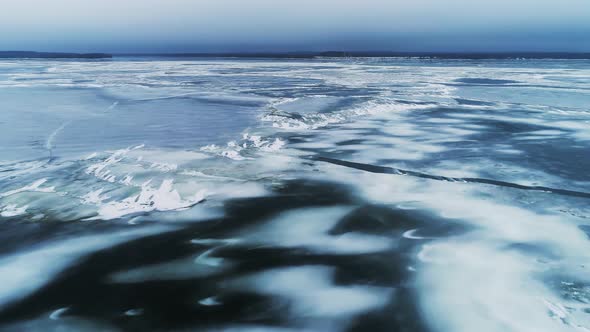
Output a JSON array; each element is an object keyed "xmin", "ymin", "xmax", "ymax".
[{"xmin": 1, "ymin": 0, "xmax": 589, "ymax": 53}]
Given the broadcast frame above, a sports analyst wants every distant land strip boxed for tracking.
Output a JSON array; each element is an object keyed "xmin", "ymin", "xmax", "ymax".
[
  {"xmin": 119, "ymin": 51, "xmax": 590, "ymax": 59},
  {"xmin": 0, "ymin": 51, "xmax": 112, "ymax": 59},
  {"xmin": 2, "ymin": 51, "xmax": 590, "ymax": 60}
]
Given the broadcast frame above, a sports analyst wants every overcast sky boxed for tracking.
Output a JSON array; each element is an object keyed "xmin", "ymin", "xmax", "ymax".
[{"xmin": 1, "ymin": 0, "xmax": 589, "ymax": 52}]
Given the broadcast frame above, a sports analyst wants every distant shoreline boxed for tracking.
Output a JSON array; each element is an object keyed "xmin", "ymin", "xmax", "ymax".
[
  {"xmin": 2, "ymin": 51, "xmax": 590, "ymax": 60},
  {"xmin": 0, "ymin": 51, "xmax": 112, "ymax": 59},
  {"xmin": 120, "ymin": 51, "xmax": 590, "ymax": 59}
]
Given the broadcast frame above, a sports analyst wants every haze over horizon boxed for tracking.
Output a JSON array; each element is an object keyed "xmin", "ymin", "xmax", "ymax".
[{"xmin": 1, "ymin": 0, "xmax": 589, "ymax": 53}]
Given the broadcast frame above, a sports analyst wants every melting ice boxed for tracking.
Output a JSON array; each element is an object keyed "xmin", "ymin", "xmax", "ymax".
[{"xmin": 0, "ymin": 57, "xmax": 589, "ymax": 331}]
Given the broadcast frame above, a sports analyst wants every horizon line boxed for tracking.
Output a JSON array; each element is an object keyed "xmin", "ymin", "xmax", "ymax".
[{"xmin": 2, "ymin": 50, "xmax": 590, "ymax": 60}]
